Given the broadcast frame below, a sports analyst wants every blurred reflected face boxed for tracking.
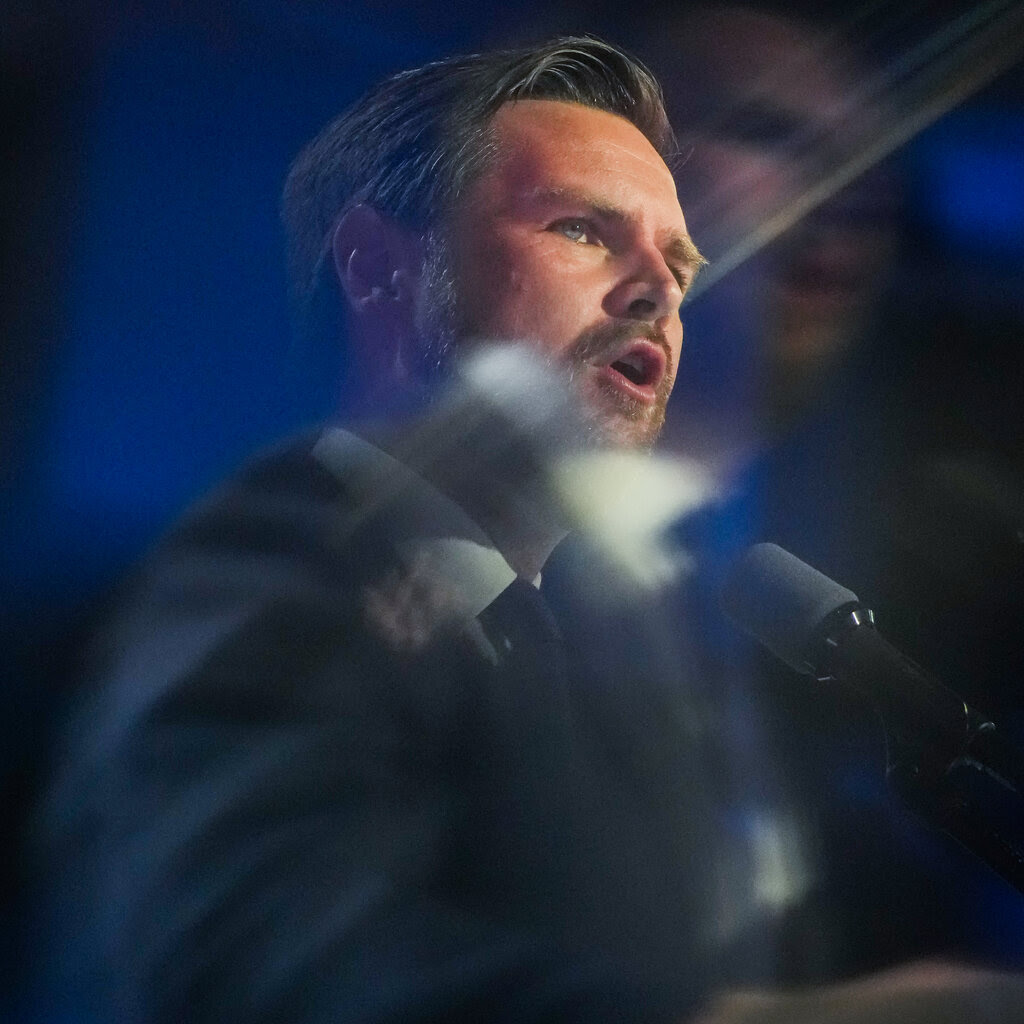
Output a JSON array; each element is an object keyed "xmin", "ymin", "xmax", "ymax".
[
  {"xmin": 438, "ymin": 99, "xmax": 701, "ymax": 448},
  {"xmin": 660, "ymin": 9, "xmax": 897, "ymax": 336}
]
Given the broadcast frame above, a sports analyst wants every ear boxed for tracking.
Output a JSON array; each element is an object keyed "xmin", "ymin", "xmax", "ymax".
[{"xmin": 330, "ymin": 204, "xmax": 423, "ymax": 318}]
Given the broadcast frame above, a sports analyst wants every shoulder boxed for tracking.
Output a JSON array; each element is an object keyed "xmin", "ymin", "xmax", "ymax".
[{"xmin": 62, "ymin": 430, "xmax": 494, "ymax": 741}]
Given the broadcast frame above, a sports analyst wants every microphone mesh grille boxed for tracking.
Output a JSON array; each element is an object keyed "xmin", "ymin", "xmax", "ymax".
[{"xmin": 720, "ymin": 543, "xmax": 860, "ymax": 673}]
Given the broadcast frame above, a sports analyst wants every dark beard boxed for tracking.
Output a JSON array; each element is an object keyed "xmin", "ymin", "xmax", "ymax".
[
  {"xmin": 413, "ymin": 228, "xmax": 460, "ymax": 385},
  {"xmin": 565, "ymin": 322, "xmax": 676, "ymax": 450}
]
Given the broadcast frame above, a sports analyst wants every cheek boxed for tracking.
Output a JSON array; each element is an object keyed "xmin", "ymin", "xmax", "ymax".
[
  {"xmin": 453, "ymin": 241, "xmax": 522, "ymax": 334},
  {"xmin": 505, "ymin": 262, "xmax": 595, "ymax": 346},
  {"xmin": 462, "ymin": 242, "xmax": 596, "ymax": 344}
]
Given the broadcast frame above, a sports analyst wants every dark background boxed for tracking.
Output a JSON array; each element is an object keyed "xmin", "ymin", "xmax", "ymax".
[
  {"xmin": 3, "ymin": 0, "xmax": 1022, "ymax": 637},
  {"xmin": 3, "ymin": 0, "xmax": 1024, "ymax": 1014}
]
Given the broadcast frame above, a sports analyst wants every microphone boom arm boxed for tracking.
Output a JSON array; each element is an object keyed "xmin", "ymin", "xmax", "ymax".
[
  {"xmin": 816, "ymin": 605, "xmax": 1024, "ymax": 898},
  {"xmin": 722, "ymin": 543, "xmax": 1024, "ymax": 898}
]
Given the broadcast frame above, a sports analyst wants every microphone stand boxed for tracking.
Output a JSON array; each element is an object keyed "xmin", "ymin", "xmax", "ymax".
[{"xmin": 815, "ymin": 606, "xmax": 1024, "ymax": 897}]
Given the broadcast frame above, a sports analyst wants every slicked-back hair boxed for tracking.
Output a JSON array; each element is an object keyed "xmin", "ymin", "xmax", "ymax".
[{"xmin": 282, "ymin": 36, "xmax": 675, "ymax": 344}]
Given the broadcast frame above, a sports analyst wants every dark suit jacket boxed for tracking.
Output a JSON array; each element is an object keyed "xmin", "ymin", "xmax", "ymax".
[{"xmin": 37, "ymin": 430, "xmax": 729, "ymax": 1023}]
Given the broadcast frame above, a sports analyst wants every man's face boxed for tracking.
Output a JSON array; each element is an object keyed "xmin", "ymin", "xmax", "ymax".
[
  {"xmin": 658, "ymin": 9, "xmax": 897, "ymax": 359},
  {"xmin": 436, "ymin": 99, "xmax": 700, "ymax": 449}
]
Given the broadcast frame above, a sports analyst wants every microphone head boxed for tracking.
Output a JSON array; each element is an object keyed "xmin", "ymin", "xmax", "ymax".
[{"xmin": 720, "ymin": 543, "xmax": 861, "ymax": 673}]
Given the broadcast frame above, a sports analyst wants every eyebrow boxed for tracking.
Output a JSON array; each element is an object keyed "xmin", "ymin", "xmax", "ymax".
[
  {"xmin": 523, "ymin": 186, "xmax": 707, "ymax": 278},
  {"xmin": 665, "ymin": 234, "xmax": 708, "ymax": 277}
]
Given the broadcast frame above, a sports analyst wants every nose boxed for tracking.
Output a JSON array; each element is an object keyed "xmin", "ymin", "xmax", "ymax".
[{"xmin": 605, "ymin": 246, "xmax": 684, "ymax": 325}]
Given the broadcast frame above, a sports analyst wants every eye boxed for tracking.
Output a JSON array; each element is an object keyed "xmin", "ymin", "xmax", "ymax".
[
  {"xmin": 552, "ymin": 218, "xmax": 598, "ymax": 245},
  {"xmin": 718, "ymin": 105, "xmax": 804, "ymax": 147}
]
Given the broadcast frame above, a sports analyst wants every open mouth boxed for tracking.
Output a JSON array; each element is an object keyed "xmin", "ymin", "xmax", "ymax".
[{"xmin": 601, "ymin": 340, "xmax": 666, "ymax": 401}]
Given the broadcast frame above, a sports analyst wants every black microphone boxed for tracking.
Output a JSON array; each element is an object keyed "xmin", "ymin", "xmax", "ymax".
[{"xmin": 721, "ymin": 543, "xmax": 1024, "ymax": 895}]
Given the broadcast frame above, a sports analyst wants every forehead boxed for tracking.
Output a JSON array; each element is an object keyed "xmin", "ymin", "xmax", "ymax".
[{"xmin": 473, "ymin": 99, "xmax": 684, "ymax": 220}]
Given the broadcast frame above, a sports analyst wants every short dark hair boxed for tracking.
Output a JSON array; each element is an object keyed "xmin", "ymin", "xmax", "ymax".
[{"xmin": 282, "ymin": 36, "xmax": 674, "ymax": 343}]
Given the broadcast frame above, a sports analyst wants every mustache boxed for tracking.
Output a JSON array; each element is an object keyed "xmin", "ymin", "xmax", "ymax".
[{"xmin": 567, "ymin": 322, "xmax": 674, "ymax": 375}]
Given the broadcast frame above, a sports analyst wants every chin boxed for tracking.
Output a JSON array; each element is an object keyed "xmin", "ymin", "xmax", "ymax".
[
  {"xmin": 586, "ymin": 407, "xmax": 664, "ymax": 452},
  {"xmin": 582, "ymin": 383, "xmax": 665, "ymax": 451}
]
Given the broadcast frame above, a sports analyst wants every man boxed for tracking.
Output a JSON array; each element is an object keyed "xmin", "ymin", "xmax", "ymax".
[{"xmin": 37, "ymin": 35, "xmax": 1024, "ymax": 1024}]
